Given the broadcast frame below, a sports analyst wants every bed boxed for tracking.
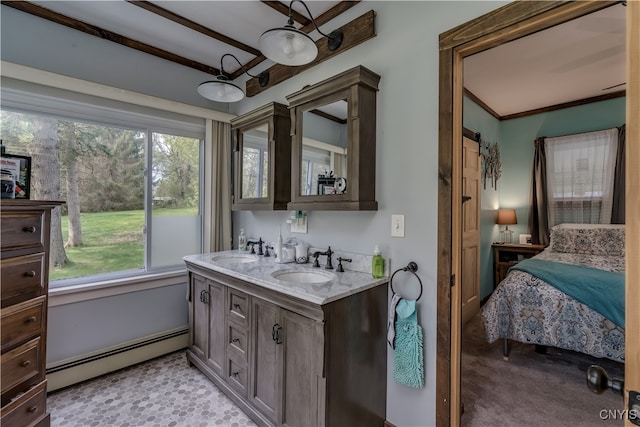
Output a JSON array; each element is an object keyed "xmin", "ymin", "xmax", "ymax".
[{"xmin": 482, "ymin": 223, "xmax": 625, "ymax": 363}]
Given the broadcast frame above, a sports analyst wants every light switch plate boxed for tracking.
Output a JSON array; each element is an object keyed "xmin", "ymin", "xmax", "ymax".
[{"xmin": 391, "ymin": 214, "xmax": 405, "ymax": 237}]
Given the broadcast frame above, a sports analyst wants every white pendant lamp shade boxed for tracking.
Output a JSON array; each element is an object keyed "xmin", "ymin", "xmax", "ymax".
[
  {"xmin": 258, "ymin": 25, "xmax": 318, "ymax": 66},
  {"xmin": 197, "ymin": 77, "xmax": 244, "ymax": 103}
]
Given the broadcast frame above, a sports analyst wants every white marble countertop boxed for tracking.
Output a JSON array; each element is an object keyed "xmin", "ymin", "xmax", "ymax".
[{"xmin": 183, "ymin": 250, "xmax": 388, "ymax": 305}]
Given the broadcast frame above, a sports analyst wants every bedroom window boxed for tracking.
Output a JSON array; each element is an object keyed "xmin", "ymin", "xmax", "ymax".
[
  {"xmin": 1, "ymin": 93, "xmax": 204, "ymax": 288},
  {"xmin": 545, "ymin": 128, "xmax": 618, "ymax": 226}
]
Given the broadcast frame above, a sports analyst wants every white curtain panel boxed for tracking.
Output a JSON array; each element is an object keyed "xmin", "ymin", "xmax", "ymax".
[{"xmin": 545, "ymin": 128, "xmax": 618, "ymax": 226}]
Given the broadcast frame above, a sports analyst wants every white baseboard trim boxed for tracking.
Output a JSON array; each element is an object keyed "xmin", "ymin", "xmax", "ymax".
[{"xmin": 46, "ymin": 327, "xmax": 188, "ymax": 393}]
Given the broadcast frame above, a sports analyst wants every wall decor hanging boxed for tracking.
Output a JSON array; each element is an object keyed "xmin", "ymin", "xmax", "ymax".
[{"xmin": 481, "ymin": 140, "xmax": 501, "ymax": 190}]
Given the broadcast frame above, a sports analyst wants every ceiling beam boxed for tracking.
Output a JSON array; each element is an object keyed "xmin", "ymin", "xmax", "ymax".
[
  {"xmin": 127, "ymin": 1, "xmax": 262, "ymax": 57},
  {"xmin": 246, "ymin": 9, "xmax": 375, "ymax": 97},
  {"xmin": 2, "ymin": 1, "xmax": 221, "ymax": 76},
  {"xmin": 261, "ymin": 0, "xmax": 312, "ymax": 27}
]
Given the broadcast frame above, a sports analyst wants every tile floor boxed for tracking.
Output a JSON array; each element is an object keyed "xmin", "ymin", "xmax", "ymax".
[{"xmin": 48, "ymin": 351, "xmax": 256, "ymax": 427}]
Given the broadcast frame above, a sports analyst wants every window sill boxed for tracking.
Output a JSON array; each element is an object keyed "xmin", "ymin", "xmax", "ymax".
[{"xmin": 49, "ymin": 270, "xmax": 188, "ymax": 307}]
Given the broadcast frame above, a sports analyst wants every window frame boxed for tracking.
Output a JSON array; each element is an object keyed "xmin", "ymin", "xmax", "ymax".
[{"xmin": 0, "ymin": 67, "xmax": 234, "ymax": 300}]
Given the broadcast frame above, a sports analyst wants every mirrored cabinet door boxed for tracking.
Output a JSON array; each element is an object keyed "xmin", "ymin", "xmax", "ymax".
[
  {"xmin": 231, "ymin": 102, "xmax": 291, "ymax": 211},
  {"xmin": 287, "ymin": 66, "xmax": 380, "ymax": 211}
]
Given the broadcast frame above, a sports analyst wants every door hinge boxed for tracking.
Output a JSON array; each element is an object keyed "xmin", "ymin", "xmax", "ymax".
[{"xmin": 450, "ymin": 274, "xmax": 455, "ymax": 287}]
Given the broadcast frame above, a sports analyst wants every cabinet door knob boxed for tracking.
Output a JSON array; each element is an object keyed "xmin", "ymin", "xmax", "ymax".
[
  {"xmin": 25, "ymin": 316, "xmax": 37, "ymax": 323},
  {"xmin": 232, "ymin": 371, "xmax": 240, "ymax": 378},
  {"xmin": 23, "ymin": 226, "xmax": 37, "ymax": 233},
  {"xmin": 27, "ymin": 405, "xmax": 38, "ymax": 413},
  {"xmin": 233, "ymin": 303, "xmax": 241, "ymax": 310},
  {"xmin": 21, "ymin": 360, "xmax": 31, "ymax": 367},
  {"xmin": 25, "ymin": 270, "xmax": 37, "ymax": 278},
  {"xmin": 232, "ymin": 338, "xmax": 240, "ymax": 344}
]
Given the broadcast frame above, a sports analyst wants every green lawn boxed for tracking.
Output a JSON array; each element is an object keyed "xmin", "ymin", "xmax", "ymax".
[{"xmin": 51, "ymin": 207, "xmax": 197, "ymax": 281}]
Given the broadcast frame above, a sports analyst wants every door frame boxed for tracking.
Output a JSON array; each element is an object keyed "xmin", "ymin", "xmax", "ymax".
[{"xmin": 436, "ymin": 1, "xmax": 639, "ymax": 426}]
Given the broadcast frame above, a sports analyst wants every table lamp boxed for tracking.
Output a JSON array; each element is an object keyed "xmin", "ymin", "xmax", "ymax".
[{"xmin": 497, "ymin": 209, "xmax": 517, "ymax": 243}]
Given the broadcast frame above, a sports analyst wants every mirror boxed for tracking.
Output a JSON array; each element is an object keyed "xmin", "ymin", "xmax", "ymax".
[
  {"xmin": 286, "ymin": 66, "xmax": 380, "ymax": 211},
  {"xmin": 241, "ymin": 123, "xmax": 269, "ymax": 200},
  {"xmin": 231, "ymin": 102, "xmax": 291, "ymax": 211},
  {"xmin": 300, "ymin": 100, "xmax": 348, "ymax": 196}
]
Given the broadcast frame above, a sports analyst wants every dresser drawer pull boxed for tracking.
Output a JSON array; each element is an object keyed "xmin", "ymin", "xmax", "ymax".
[
  {"xmin": 25, "ymin": 316, "xmax": 37, "ymax": 323},
  {"xmin": 24, "ymin": 270, "xmax": 37, "ymax": 277},
  {"xmin": 27, "ymin": 405, "xmax": 38, "ymax": 414},
  {"xmin": 23, "ymin": 226, "xmax": 38, "ymax": 233},
  {"xmin": 21, "ymin": 360, "xmax": 32, "ymax": 367}
]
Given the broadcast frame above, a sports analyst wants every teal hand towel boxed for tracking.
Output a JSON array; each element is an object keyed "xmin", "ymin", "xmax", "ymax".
[{"xmin": 393, "ymin": 299, "xmax": 425, "ymax": 389}]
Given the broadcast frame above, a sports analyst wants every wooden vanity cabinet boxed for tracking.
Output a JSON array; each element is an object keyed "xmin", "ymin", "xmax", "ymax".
[
  {"xmin": 1, "ymin": 199, "xmax": 63, "ymax": 427},
  {"xmin": 185, "ymin": 264, "xmax": 387, "ymax": 427}
]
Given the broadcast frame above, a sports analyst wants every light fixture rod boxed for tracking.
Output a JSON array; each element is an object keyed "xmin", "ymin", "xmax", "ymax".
[
  {"xmin": 287, "ymin": 0, "xmax": 333, "ymax": 40},
  {"xmin": 220, "ymin": 53, "xmax": 269, "ymax": 87}
]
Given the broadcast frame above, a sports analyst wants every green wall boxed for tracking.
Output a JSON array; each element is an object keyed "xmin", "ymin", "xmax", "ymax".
[{"xmin": 464, "ymin": 95, "xmax": 625, "ymax": 300}]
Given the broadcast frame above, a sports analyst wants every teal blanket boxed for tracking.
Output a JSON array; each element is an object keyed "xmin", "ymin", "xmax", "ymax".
[{"xmin": 510, "ymin": 259, "xmax": 625, "ymax": 328}]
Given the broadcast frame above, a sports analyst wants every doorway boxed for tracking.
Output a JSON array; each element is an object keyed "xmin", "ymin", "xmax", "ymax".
[{"xmin": 436, "ymin": 1, "xmax": 639, "ymax": 426}]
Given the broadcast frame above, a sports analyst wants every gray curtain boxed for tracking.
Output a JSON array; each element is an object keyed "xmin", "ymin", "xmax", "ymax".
[
  {"xmin": 611, "ymin": 124, "xmax": 626, "ymax": 224},
  {"xmin": 210, "ymin": 120, "xmax": 232, "ymax": 251},
  {"xmin": 528, "ymin": 137, "xmax": 550, "ymax": 246}
]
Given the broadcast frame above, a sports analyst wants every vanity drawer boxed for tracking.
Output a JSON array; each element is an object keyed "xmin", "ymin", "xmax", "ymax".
[
  {"xmin": 1, "ymin": 253, "xmax": 45, "ymax": 304},
  {"xmin": 0, "ymin": 211, "xmax": 45, "ymax": 252},
  {"xmin": 1, "ymin": 337, "xmax": 42, "ymax": 396},
  {"xmin": 227, "ymin": 359, "xmax": 247, "ymax": 397},
  {"xmin": 228, "ymin": 290, "xmax": 248, "ymax": 326},
  {"xmin": 228, "ymin": 324, "xmax": 248, "ymax": 361},
  {"xmin": 0, "ymin": 379, "xmax": 48, "ymax": 427},
  {"xmin": 1, "ymin": 296, "xmax": 46, "ymax": 351}
]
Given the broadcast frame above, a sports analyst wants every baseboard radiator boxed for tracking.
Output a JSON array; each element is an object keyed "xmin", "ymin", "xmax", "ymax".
[{"xmin": 46, "ymin": 327, "xmax": 188, "ymax": 392}]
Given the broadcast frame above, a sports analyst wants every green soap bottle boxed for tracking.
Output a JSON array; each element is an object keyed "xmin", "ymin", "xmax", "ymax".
[{"xmin": 372, "ymin": 245, "xmax": 384, "ymax": 278}]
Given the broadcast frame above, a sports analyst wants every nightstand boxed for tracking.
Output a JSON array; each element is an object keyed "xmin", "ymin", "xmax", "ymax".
[{"xmin": 492, "ymin": 243, "xmax": 546, "ymax": 288}]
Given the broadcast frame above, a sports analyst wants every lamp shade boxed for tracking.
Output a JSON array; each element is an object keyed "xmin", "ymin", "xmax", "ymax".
[
  {"xmin": 258, "ymin": 25, "xmax": 318, "ymax": 66},
  {"xmin": 496, "ymin": 209, "xmax": 517, "ymax": 225},
  {"xmin": 197, "ymin": 77, "xmax": 244, "ymax": 102}
]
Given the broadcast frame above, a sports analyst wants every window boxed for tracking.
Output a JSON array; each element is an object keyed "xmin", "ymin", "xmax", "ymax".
[
  {"xmin": 545, "ymin": 128, "xmax": 618, "ymax": 226},
  {"xmin": 1, "ymin": 93, "xmax": 204, "ymax": 287}
]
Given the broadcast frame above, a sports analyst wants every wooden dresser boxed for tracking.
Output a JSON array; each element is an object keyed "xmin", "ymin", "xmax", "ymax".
[{"xmin": 1, "ymin": 200, "xmax": 63, "ymax": 427}]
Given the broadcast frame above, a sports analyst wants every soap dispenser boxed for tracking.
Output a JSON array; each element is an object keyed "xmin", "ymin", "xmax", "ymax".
[
  {"xmin": 372, "ymin": 245, "xmax": 384, "ymax": 278},
  {"xmin": 238, "ymin": 229, "xmax": 247, "ymax": 253}
]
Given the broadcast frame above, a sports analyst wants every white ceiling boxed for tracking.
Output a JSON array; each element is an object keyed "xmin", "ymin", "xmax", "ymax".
[
  {"xmin": 7, "ymin": 2, "xmax": 627, "ymax": 116},
  {"xmin": 26, "ymin": 0, "xmax": 345, "ymax": 75},
  {"xmin": 464, "ymin": 4, "xmax": 627, "ymax": 117}
]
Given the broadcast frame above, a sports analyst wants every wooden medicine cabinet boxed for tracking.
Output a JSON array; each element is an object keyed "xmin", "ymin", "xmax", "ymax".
[
  {"xmin": 286, "ymin": 65, "xmax": 380, "ymax": 211},
  {"xmin": 231, "ymin": 102, "xmax": 291, "ymax": 210}
]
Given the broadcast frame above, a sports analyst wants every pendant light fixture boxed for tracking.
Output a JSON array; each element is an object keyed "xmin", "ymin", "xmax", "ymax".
[
  {"xmin": 258, "ymin": 0, "xmax": 343, "ymax": 66},
  {"xmin": 197, "ymin": 53, "xmax": 269, "ymax": 102}
]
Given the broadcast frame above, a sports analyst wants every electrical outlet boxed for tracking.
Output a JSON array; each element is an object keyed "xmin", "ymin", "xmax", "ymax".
[{"xmin": 391, "ymin": 214, "xmax": 405, "ymax": 237}]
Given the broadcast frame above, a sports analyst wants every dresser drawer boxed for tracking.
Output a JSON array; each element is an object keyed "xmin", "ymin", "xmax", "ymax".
[
  {"xmin": 228, "ymin": 289, "xmax": 248, "ymax": 326},
  {"xmin": 228, "ymin": 323, "xmax": 248, "ymax": 362},
  {"xmin": 227, "ymin": 358, "xmax": 248, "ymax": 397},
  {"xmin": 1, "ymin": 337, "xmax": 42, "ymax": 396},
  {"xmin": 0, "ymin": 380, "xmax": 48, "ymax": 427},
  {"xmin": 0, "ymin": 211, "xmax": 45, "ymax": 252},
  {"xmin": 1, "ymin": 296, "xmax": 46, "ymax": 351},
  {"xmin": 1, "ymin": 253, "xmax": 45, "ymax": 304}
]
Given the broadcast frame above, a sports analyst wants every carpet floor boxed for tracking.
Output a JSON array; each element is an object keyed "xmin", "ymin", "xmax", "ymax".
[
  {"xmin": 461, "ymin": 312, "xmax": 626, "ymax": 427},
  {"xmin": 47, "ymin": 351, "xmax": 256, "ymax": 427}
]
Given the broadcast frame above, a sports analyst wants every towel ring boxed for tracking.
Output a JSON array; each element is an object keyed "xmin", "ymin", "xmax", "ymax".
[{"xmin": 390, "ymin": 261, "xmax": 423, "ymax": 301}]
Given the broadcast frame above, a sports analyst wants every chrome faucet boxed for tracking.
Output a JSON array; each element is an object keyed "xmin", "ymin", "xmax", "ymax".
[{"xmin": 313, "ymin": 246, "xmax": 334, "ymax": 269}]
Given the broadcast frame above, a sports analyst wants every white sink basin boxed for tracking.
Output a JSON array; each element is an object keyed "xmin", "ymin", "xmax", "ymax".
[
  {"xmin": 271, "ymin": 269, "xmax": 335, "ymax": 284},
  {"xmin": 211, "ymin": 254, "xmax": 257, "ymax": 265}
]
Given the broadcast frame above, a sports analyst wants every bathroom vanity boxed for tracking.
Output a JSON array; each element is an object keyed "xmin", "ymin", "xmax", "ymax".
[{"xmin": 183, "ymin": 251, "xmax": 388, "ymax": 427}]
